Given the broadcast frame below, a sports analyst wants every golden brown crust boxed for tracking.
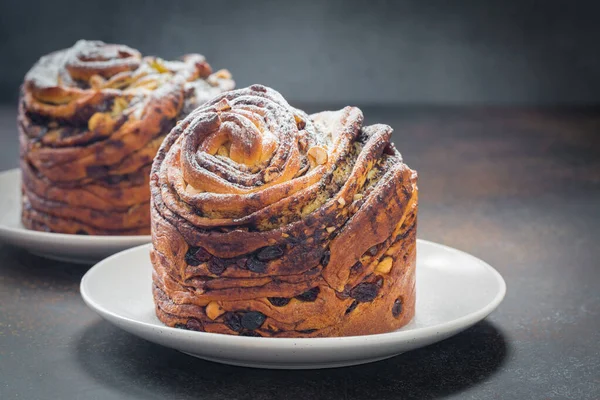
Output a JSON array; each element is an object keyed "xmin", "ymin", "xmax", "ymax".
[
  {"xmin": 150, "ymin": 85, "xmax": 418, "ymax": 337},
  {"xmin": 19, "ymin": 40, "xmax": 234, "ymax": 235}
]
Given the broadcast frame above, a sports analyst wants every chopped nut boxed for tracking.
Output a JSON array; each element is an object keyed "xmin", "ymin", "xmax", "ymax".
[
  {"xmin": 326, "ymin": 226, "xmax": 336, "ymax": 233},
  {"xmin": 185, "ymin": 184, "xmax": 202, "ymax": 195},
  {"xmin": 375, "ymin": 257, "xmax": 393, "ymax": 274},
  {"xmin": 206, "ymin": 301, "xmax": 225, "ymax": 320},
  {"xmin": 138, "ymin": 80, "xmax": 158, "ymax": 90},
  {"xmin": 213, "ymin": 69, "xmax": 232, "ymax": 80},
  {"xmin": 215, "ymin": 98, "xmax": 231, "ymax": 112},
  {"xmin": 366, "ymin": 168, "xmax": 378, "ymax": 181},
  {"xmin": 353, "ymin": 194, "xmax": 364, "ymax": 201},
  {"xmin": 337, "ymin": 197, "xmax": 346, "ymax": 206},
  {"xmin": 216, "ymin": 145, "xmax": 230, "ymax": 157},
  {"xmin": 307, "ymin": 146, "xmax": 328, "ymax": 165},
  {"xmin": 104, "ymin": 73, "xmax": 134, "ymax": 89},
  {"xmin": 281, "ymin": 233, "xmax": 289, "ymax": 238},
  {"xmin": 297, "ymin": 135, "xmax": 308, "ymax": 151},
  {"xmin": 41, "ymin": 130, "xmax": 61, "ymax": 143},
  {"xmin": 89, "ymin": 74, "xmax": 105, "ymax": 89},
  {"xmin": 111, "ymin": 97, "xmax": 129, "ymax": 116},
  {"xmin": 149, "ymin": 58, "xmax": 169, "ymax": 73},
  {"xmin": 88, "ymin": 112, "xmax": 114, "ymax": 134}
]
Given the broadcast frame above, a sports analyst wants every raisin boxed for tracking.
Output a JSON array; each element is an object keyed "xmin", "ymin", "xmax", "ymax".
[
  {"xmin": 129, "ymin": 171, "xmax": 145, "ymax": 186},
  {"xmin": 384, "ymin": 143, "xmax": 396, "ymax": 155},
  {"xmin": 224, "ymin": 312, "xmax": 242, "ymax": 332},
  {"xmin": 106, "ymin": 139, "xmax": 125, "ymax": 149},
  {"xmin": 104, "ymin": 174, "xmax": 125, "ymax": 185},
  {"xmin": 174, "ymin": 323, "xmax": 188, "ymax": 330},
  {"xmin": 159, "ymin": 117, "xmax": 175, "ymax": 134},
  {"xmin": 246, "ymin": 256, "xmax": 267, "ymax": 273},
  {"xmin": 335, "ymin": 289, "xmax": 350, "ymax": 300},
  {"xmin": 184, "ymin": 252, "xmax": 200, "ymax": 266},
  {"xmin": 256, "ymin": 246, "xmax": 283, "ymax": 261},
  {"xmin": 193, "ymin": 247, "xmax": 212, "ymax": 261},
  {"xmin": 392, "ymin": 298, "xmax": 403, "ymax": 318},
  {"xmin": 268, "ymin": 297, "xmax": 291, "ymax": 307},
  {"xmin": 296, "ymin": 118, "xmax": 306, "ymax": 130},
  {"xmin": 345, "ymin": 300, "xmax": 359, "ymax": 314},
  {"xmin": 321, "ymin": 250, "xmax": 331, "ymax": 267},
  {"xmin": 98, "ymin": 99, "xmax": 113, "ymax": 112},
  {"xmin": 295, "ymin": 287, "xmax": 320, "ymax": 302},
  {"xmin": 350, "ymin": 262, "xmax": 362, "ymax": 274},
  {"xmin": 241, "ymin": 311, "xmax": 266, "ymax": 330},
  {"xmin": 208, "ymin": 257, "xmax": 228, "ymax": 275},
  {"xmin": 186, "ymin": 319, "xmax": 203, "ymax": 331},
  {"xmin": 185, "ymin": 246, "xmax": 209, "ymax": 266},
  {"xmin": 367, "ymin": 245, "xmax": 378, "ymax": 256},
  {"xmin": 36, "ymin": 127, "xmax": 48, "ymax": 139},
  {"xmin": 232, "ymin": 257, "xmax": 248, "ymax": 269},
  {"xmin": 350, "ymin": 282, "xmax": 379, "ymax": 302},
  {"xmin": 240, "ymin": 331, "xmax": 262, "ymax": 337},
  {"xmin": 397, "ymin": 229, "xmax": 411, "ymax": 241},
  {"xmin": 85, "ymin": 165, "xmax": 109, "ymax": 179},
  {"xmin": 60, "ymin": 126, "xmax": 76, "ymax": 139},
  {"xmin": 250, "ymin": 84, "xmax": 267, "ymax": 92}
]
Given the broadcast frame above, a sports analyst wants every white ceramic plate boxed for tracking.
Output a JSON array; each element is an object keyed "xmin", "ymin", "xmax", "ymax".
[
  {"xmin": 0, "ymin": 169, "xmax": 151, "ymax": 264},
  {"xmin": 81, "ymin": 240, "xmax": 506, "ymax": 369}
]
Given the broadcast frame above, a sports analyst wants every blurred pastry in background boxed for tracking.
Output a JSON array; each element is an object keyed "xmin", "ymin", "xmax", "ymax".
[{"xmin": 19, "ymin": 40, "xmax": 234, "ymax": 235}]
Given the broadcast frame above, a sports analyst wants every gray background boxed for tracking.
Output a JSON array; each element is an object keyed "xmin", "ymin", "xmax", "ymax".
[{"xmin": 1, "ymin": 0, "xmax": 600, "ymax": 105}]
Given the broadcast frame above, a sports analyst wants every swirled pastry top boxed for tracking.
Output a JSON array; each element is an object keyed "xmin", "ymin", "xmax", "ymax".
[
  {"xmin": 23, "ymin": 40, "xmax": 233, "ymax": 121},
  {"xmin": 19, "ymin": 40, "xmax": 234, "ymax": 235},
  {"xmin": 151, "ymin": 85, "xmax": 418, "ymax": 293},
  {"xmin": 20, "ymin": 40, "xmax": 234, "ymax": 183}
]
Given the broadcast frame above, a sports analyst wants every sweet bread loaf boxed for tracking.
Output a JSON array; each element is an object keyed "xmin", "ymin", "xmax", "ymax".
[
  {"xmin": 19, "ymin": 40, "xmax": 234, "ymax": 235},
  {"xmin": 150, "ymin": 85, "xmax": 417, "ymax": 337}
]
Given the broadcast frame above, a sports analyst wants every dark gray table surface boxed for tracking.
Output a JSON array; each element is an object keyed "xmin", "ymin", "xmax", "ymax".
[{"xmin": 0, "ymin": 105, "xmax": 599, "ymax": 399}]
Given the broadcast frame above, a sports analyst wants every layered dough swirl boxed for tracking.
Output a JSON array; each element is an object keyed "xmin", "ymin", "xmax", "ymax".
[
  {"xmin": 19, "ymin": 40, "xmax": 234, "ymax": 235},
  {"xmin": 151, "ymin": 85, "xmax": 418, "ymax": 337}
]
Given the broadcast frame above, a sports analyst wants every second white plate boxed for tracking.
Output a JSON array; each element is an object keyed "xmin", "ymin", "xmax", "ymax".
[
  {"xmin": 0, "ymin": 169, "xmax": 151, "ymax": 264},
  {"xmin": 81, "ymin": 240, "xmax": 506, "ymax": 369}
]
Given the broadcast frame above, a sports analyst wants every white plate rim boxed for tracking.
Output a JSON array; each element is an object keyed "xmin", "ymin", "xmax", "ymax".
[{"xmin": 80, "ymin": 239, "xmax": 506, "ymax": 350}]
